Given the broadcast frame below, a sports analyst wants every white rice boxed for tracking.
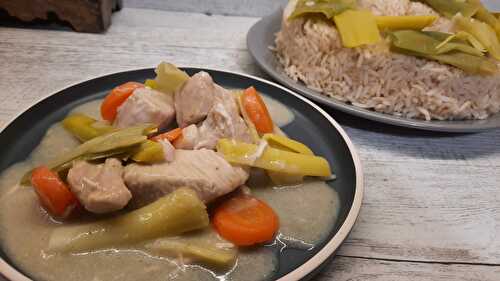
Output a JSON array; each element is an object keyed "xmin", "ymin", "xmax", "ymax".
[{"xmin": 274, "ymin": 0, "xmax": 500, "ymax": 120}]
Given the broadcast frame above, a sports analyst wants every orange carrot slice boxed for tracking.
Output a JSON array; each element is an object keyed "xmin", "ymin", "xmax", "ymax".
[
  {"xmin": 31, "ymin": 166, "xmax": 78, "ymax": 218},
  {"xmin": 101, "ymin": 82, "xmax": 144, "ymax": 121},
  {"xmin": 241, "ymin": 87, "xmax": 274, "ymax": 134},
  {"xmin": 213, "ymin": 194, "xmax": 279, "ymax": 246},
  {"xmin": 151, "ymin": 127, "xmax": 182, "ymax": 142}
]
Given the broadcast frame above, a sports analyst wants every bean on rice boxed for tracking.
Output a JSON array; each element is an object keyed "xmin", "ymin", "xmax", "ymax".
[{"xmin": 274, "ymin": 0, "xmax": 500, "ymax": 121}]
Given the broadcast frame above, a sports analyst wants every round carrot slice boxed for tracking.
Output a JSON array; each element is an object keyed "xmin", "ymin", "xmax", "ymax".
[
  {"xmin": 213, "ymin": 194, "xmax": 279, "ymax": 246},
  {"xmin": 101, "ymin": 82, "xmax": 144, "ymax": 121},
  {"xmin": 241, "ymin": 87, "xmax": 274, "ymax": 134}
]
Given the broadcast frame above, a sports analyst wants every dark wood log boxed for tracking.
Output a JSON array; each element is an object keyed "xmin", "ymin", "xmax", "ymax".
[{"xmin": 0, "ymin": 0, "xmax": 122, "ymax": 33}]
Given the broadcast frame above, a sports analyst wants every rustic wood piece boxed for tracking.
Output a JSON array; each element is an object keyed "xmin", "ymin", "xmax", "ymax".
[
  {"xmin": 0, "ymin": 0, "xmax": 122, "ymax": 33},
  {"xmin": 0, "ymin": 7, "xmax": 499, "ymax": 280}
]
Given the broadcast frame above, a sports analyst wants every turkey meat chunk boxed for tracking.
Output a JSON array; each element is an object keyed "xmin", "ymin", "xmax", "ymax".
[
  {"xmin": 124, "ymin": 149, "xmax": 249, "ymax": 208},
  {"xmin": 114, "ymin": 87, "xmax": 175, "ymax": 129},
  {"xmin": 67, "ymin": 158, "xmax": 131, "ymax": 214},
  {"xmin": 174, "ymin": 72, "xmax": 252, "ymax": 150},
  {"xmin": 173, "ymin": 124, "xmax": 199, "ymax": 150},
  {"xmin": 195, "ymin": 85, "xmax": 252, "ymax": 149},
  {"xmin": 174, "ymin": 71, "xmax": 216, "ymax": 128}
]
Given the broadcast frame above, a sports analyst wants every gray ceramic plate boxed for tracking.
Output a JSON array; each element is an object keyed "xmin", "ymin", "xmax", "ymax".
[
  {"xmin": 247, "ymin": 9, "xmax": 500, "ymax": 133},
  {"xmin": 0, "ymin": 68, "xmax": 363, "ymax": 281}
]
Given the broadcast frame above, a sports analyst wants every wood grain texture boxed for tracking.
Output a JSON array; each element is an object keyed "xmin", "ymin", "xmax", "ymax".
[
  {"xmin": 317, "ymin": 256, "xmax": 500, "ymax": 281},
  {"xmin": 0, "ymin": 0, "xmax": 121, "ymax": 32},
  {"xmin": 123, "ymin": 0, "xmax": 287, "ymax": 17},
  {"xmin": 122, "ymin": 0, "xmax": 500, "ymax": 17},
  {"xmin": 1, "ymin": 7, "xmax": 500, "ymax": 279},
  {"xmin": 124, "ymin": 0, "xmax": 500, "ymax": 17}
]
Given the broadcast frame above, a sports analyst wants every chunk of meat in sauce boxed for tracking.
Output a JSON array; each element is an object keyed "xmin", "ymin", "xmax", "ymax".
[
  {"xmin": 195, "ymin": 85, "xmax": 252, "ymax": 149},
  {"xmin": 173, "ymin": 124, "xmax": 199, "ymax": 150},
  {"xmin": 123, "ymin": 149, "xmax": 249, "ymax": 208},
  {"xmin": 173, "ymin": 74, "xmax": 252, "ymax": 150},
  {"xmin": 114, "ymin": 88, "xmax": 175, "ymax": 129},
  {"xmin": 174, "ymin": 72, "xmax": 216, "ymax": 128},
  {"xmin": 67, "ymin": 158, "xmax": 131, "ymax": 214}
]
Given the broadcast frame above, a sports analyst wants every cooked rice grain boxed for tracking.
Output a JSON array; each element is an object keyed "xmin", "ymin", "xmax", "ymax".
[{"xmin": 274, "ymin": 0, "xmax": 500, "ymax": 120}]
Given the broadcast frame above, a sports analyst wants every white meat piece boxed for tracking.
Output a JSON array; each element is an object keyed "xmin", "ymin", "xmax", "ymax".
[
  {"xmin": 195, "ymin": 85, "xmax": 252, "ymax": 149},
  {"xmin": 67, "ymin": 158, "xmax": 131, "ymax": 214},
  {"xmin": 174, "ymin": 72, "xmax": 216, "ymax": 128},
  {"xmin": 173, "ymin": 71, "xmax": 252, "ymax": 149},
  {"xmin": 158, "ymin": 139, "xmax": 175, "ymax": 162},
  {"xmin": 124, "ymin": 149, "xmax": 249, "ymax": 208},
  {"xmin": 114, "ymin": 88, "xmax": 175, "ymax": 129},
  {"xmin": 173, "ymin": 124, "xmax": 200, "ymax": 150}
]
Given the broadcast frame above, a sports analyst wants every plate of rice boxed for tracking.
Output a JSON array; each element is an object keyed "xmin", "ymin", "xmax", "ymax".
[{"xmin": 247, "ymin": 0, "xmax": 500, "ymax": 132}]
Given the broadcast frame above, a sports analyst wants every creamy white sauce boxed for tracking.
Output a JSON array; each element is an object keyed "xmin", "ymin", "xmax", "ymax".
[
  {"xmin": 261, "ymin": 95, "xmax": 295, "ymax": 128},
  {"xmin": 253, "ymin": 182, "xmax": 340, "ymax": 244},
  {"xmin": 0, "ymin": 97, "xmax": 338, "ymax": 281}
]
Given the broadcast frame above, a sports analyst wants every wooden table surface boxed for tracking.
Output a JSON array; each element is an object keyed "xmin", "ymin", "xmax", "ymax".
[{"xmin": 1, "ymin": 2, "xmax": 500, "ymax": 280}]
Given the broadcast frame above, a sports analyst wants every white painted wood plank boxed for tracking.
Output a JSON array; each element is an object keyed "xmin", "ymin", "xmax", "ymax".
[
  {"xmin": 123, "ymin": 0, "xmax": 500, "ymax": 16},
  {"xmin": 318, "ymin": 256, "xmax": 500, "ymax": 281},
  {"xmin": 1, "ymin": 8, "xmax": 500, "ymax": 269},
  {"xmin": 123, "ymin": 0, "xmax": 287, "ymax": 17},
  {"xmin": 339, "ymin": 160, "xmax": 500, "ymax": 264},
  {"xmin": 335, "ymin": 116, "xmax": 500, "ymax": 168}
]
